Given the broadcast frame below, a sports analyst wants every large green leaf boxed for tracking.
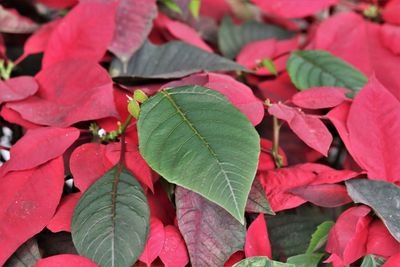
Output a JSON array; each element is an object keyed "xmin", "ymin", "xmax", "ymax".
[
  {"xmin": 71, "ymin": 165, "xmax": 150, "ymax": 267},
  {"xmin": 306, "ymin": 221, "xmax": 334, "ymax": 254},
  {"xmin": 361, "ymin": 255, "xmax": 386, "ymax": 267},
  {"xmin": 137, "ymin": 86, "xmax": 260, "ymax": 223},
  {"xmin": 233, "ymin": 257, "xmax": 295, "ymax": 267},
  {"xmin": 286, "ymin": 253, "xmax": 323, "ymax": 267},
  {"xmin": 287, "ymin": 50, "xmax": 368, "ymax": 93},
  {"xmin": 110, "ymin": 40, "xmax": 247, "ymax": 82},
  {"xmin": 218, "ymin": 16, "xmax": 293, "ymax": 59},
  {"xmin": 346, "ymin": 179, "xmax": 400, "ymax": 242},
  {"xmin": 176, "ymin": 187, "xmax": 245, "ymax": 267}
]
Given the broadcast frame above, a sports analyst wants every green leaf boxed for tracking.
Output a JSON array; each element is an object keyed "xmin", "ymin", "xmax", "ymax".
[
  {"xmin": 233, "ymin": 257, "xmax": 295, "ymax": 267},
  {"xmin": 361, "ymin": 254, "xmax": 386, "ymax": 267},
  {"xmin": 137, "ymin": 86, "xmax": 260, "ymax": 223},
  {"xmin": 287, "ymin": 50, "xmax": 368, "ymax": 93},
  {"xmin": 71, "ymin": 165, "xmax": 150, "ymax": 267},
  {"xmin": 218, "ymin": 16, "xmax": 293, "ymax": 59},
  {"xmin": 306, "ymin": 221, "xmax": 334, "ymax": 254},
  {"xmin": 286, "ymin": 253, "xmax": 324, "ymax": 267},
  {"xmin": 346, "ymin": 179, "xmax": 400, "ymax": 242},
  {"xmin": 260, "ymin": 58, "xmax": 278, "ymax": 76},
  {"xmin": 110, "ymin": 40, "xmax": 247, "ymax": 83},
  {"xmin": 160, "ymin": 0, "xmax": 182, "ymax": 14},
  {"xmin": 189, "ymin": 0, "xmax": 201, "ymax": 18}
]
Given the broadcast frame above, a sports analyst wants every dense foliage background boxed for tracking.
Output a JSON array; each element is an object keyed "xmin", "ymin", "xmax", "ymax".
[{"xmin": 0, "ymin": 0, "xmax": 400, "ymax": 266}]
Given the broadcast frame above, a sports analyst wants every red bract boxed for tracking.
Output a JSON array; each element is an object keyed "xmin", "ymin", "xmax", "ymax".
[
  {"xmin": 139, "ymin": 217, "xmax": 165, "ymax": 267},
  {"xmin": 325, "ymin": 206, "xmax": 372, "ymax": 267},
  {"xmin": 0, "ymin": 127, "xmax": 79, "ymax": 176},
  {"xmin": 146, "ymin": 183, "xmax": 176, "ymax": 225},
  {"xmin": 37, "ymin": 0, "xmax": 78, "ymax": 9},
  {"xmin": 47, "ymin": 193, "xmax": 81, "ymax": 233},
  {"xmin": 251, "ymin": 0, "xmax": 338, "ymax": 18},
  {"xmin": 366, "ymin": 219, "xmax": 400, "ymax": 258},
  {"xmin": 163, "ymin": 72, "xmax": 265, "ymax": 126},
  {"xmin": 258, "ymin": 138, "xmax": 287, "ymax": 171},
  {"xmin": 258, "ymin": 72, "xmax": 298, "ymax": 102},
  {"xmin": 383, "ymin": 0, "xmax": 400, "ymax": 25},
  {"xmin": 268, "ymin": 103, "xmax": 332, "ymax": 156},
  {"xmin": 291, "ymin": 87, "xmax": 349, "ymax": 110},
  {"xmin": 0, "ymin": 157, "xmax": 64, "ymax": 266},
  {"xmin": 0, "ymin": 76, "xmax": 38, "ymax": 104},
  {"xmin": 380, "ymin": 24, "xmax": 400, "ymax": 55},
  {"xmin": 347, "ymin": 76, "xmax": 400, "ymax": 182},
  {"xmin": 35, "ymin": 254, "xmax": 98, "ymax": 267},
  {"xmin": 7, "ymin": 59, "xmax": 117, "ymax": 127},
  {"xmin": 383, "ymin": 252, "xmax": 400, "ymax": 266},
  {"xmin": 0, "ymin": 6, "xmax": 38, "ymax": 33},
  {"xmin": 70, "ymin": 143, "xmax": 113, "ymax": 192},
  {"xmin": 244, "ymin": 214, "xmax": 271, "ymax": 258},
  {"xmin": 42, "ymin": 1, "xmax": 117, "ymax": 68},
  {"xmin": 159, "ymin": 225, "xmax": 189, "ymax": 267}
]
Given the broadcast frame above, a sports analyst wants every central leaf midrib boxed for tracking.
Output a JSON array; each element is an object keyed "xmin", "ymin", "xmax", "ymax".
[
  {"xmin": 110, "ymin": 165, "xmax": 123, "ymax": 267},
  {"xmin": 160, "ymin": 89, "xmax": 240, "ymax": 216}
]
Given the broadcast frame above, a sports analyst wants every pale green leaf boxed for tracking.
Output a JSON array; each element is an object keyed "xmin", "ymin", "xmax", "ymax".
[
  {"xmin": 233, "ymin": 257, "xmax": 295, "ymax": 267},
  {"xmin": 286, "ymin": 253, "xmax": 323, "ymax": 267},
  {"xmin": 306, "ymin": 221, "xmax": 334, "ymax": 254}
]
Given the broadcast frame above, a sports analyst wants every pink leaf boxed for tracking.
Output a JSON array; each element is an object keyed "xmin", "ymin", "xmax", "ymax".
[
  {"xmin": 0, "ymin": 76, "xmax": 38, "ymax": 104},
  {"xmin": 139, "ymin": 217, "xmax": 165, "ymax": 267},
  {"xmin": 325, "ymin": 206, "xmax": 372, "ymax": 266},
  {"xmin": 0, "ymin": 6, "xmax": 38, "ymax": 33},
  {"xmin": 0, "ymin": 127, "xmax": 79, "ymax": 176},
  {"xmin": 0, "ymin": 157, "xmax": 64, "ymax": 266},
  {"xmin": 37, "ymin": 0, "xmax": 78, "ymax": 9},
  {"xmin": 109, "ymin": 0, "xmax": 157, "ymax": 61},
  {"xmin": 163, "ymin": 72, "xmax": 264, "ymax": 125},
  {"xmin": 8, "ymin": 59, "xmax": 118, "ymax": 127},
  {"xmin": 326, "ymin": 101, "xmax": 352, "ymax": 153},
  {"xmin": 367, "ymin": 219, "xmax": 400, "ymax": 258},
  {"xmin": 268, "ymin": 103, "xmax": 333, "ymax": 156},
  {"xmin": 35, "ymin": 254, "xmax": 98, "ymax": 267},
  {"xmin": 380, "ymin": 24, "xmax": 400, "ymax": 55},
  {"xmin": 70, "ymin": 143, "xmax": 113, "ymax": 192},
  {"xmin": 383, "ymin": 0, "xmax": 400, "ymax": 25},
  {"xmin": 289, "ymin": 184, "xmax": 352, "ymax": 208},
  {"xmin": 224, "ymin": 251, "xmax": 244, "ymax": 267},
  {"xmin": 258, "ymin": 72, "xmax": 298, "ymax": 102},
  {"xmin": 347, "ymin": 76, "xmax": 400, "ymax": 182},
  {"xmin": 42, "ymin": 1, "xmax": 117, "ymax": 68},
  {"xmin": 291, "ymin": 87, "xmax": 349, "ymax": 110},
  {"xmin": 47, "ymin": 193, "xmax": 81, "ymax": 233},
  {"xmin": 245, "ymin": 214, "xmax": 271, "ymax": 258},
  {"xmin": 159, "ymin": 225, "xmax": 189, "ymax": 267},
  {"xmin": 0, "ymin": 106, "xmax": 40, "ymax": 129},
  {"xmin": 251, "ymin": 0, "xmax": 338, "ymax": 18},
  {"xmin": 175, "ymin": 187, "xmax": 245, "ymax": 266},
  {"xmin": 383, "ymin": 252, "xmax": 400, "ymax": 267}
]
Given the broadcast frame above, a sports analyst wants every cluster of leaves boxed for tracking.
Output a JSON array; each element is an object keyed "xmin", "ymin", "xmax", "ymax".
[{"xmin": 1, "ymin": 0, "xmax": 400, "ymax": 267}]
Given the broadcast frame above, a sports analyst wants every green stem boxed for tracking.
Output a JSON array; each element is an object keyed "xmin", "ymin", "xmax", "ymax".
[{"xmin": 118, "ymin": 114, "xmax": 133, "ymax": 135}]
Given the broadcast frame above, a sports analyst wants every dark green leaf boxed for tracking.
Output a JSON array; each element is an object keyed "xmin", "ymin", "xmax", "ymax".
[
  {"xmin": 306, "ymin": 221, "xmax": 334, "ymax": 254},
  {"xmin": 4, "ymin": 238, "xmax": 40, "ymax": 267},
  {"xmin": 286, "ymin": 253, "xmax": 323, "ymax": 267},
  {"xmin": 218, "ymin": 16, "xmax": 293, "ymax": 59},
  {"xmin": 233, "ymin": 256, "xmax": 295, "ymax": 267},
  {"xmin": 246, "ymin": 178, "xmax": 275, "ymax": 215},
  {"xmin": 361, "ymin": 254, "xmax": 386, "ymax": 267},
  {"xmin": 287, "ymin": 50, "xmax": 368, "ymax": 93},
  {"xmin": 176, "ymin": 187, "xmax": 245, "ymax": 267},
  {"xmin": 71, "ymin": 165, "xmax": 150, "ymax": 267},
  {"xmin": 137, "ymin": 86, "xmax": 260, "ymax": 223},
  {"xmin": 346, "ymin": 179, "xmax": 400, "ymax": 242},
  {"xmin": 110, "ymin": 40, "xmax": 247, "ymax": 82}
]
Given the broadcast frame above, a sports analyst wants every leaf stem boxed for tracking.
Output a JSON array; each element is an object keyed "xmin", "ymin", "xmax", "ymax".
[{"xmin": 272, "ymin": 115, "xmax": 283, "ymax": 168}]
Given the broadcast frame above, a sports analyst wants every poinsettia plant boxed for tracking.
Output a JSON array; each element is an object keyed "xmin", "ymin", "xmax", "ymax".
[{"xmin": 1, "ymin": 0, "xmax": 400, "ymax": 266}]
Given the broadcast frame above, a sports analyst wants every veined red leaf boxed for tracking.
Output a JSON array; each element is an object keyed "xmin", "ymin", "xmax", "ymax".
[
  {"xmin": 291, "ymin": 87, "xmax": 349, "ymax": 110},
  {"xmin": 163, "ymin": 72, "xmax": 264, "ymax": 125},
  {"xmin": 251, "ymin": 0, "xmax": 337, "ymax": 18},
  {"xmin": 37, "ymin": 0, "xmax": 78, "ymax": 9},
  {"xmin": 109, "ymin": 0, "xmax": 157, "ymax": 62},
  {"xmin": 159, "ymin": 225, "xmax": 189, "ymax": 267},
  {"xmin": 245, "ymin": 214, "xmax": 271, "ymax": 258},
  {"xmin": 325, "ymin": 206, "xmax": 372, "ymax": 266},
  {"xmin": 47, "ymin": 193, "xmax": 81, "ymax": 233},
  {"xmin": 380, "ymin": 24, "xmax": 400, "ymax": 55},
  {"xmin": 0, "ymin": 76, "xmax": 38, "ymax": 104},
  {"xmin": 105, "ymin": 142, "xmax": 153, "ymax": 192},
  {"xmin": 0, "ymin": 157, "xmax": 64, "ymax": 266},
  {"xmin": 35, "ymin": 254, "xmax": 97, "ymax": 267},
  {"xmin": 383, "ymin": 252, "xmax": 400, "ymax": 267},
  {"xmin": 176, "ymin": 187, "xmax": 246, "ymax": 267},
  {"xmin": 70, "ymin": 143, "xmax": 113, "ymax": 192},
  {"xmin": 289, "ymin": 184, "xmax": 352, "ymax": 208},
  {"xmin": 139, "ymin": 217, "xmax": 165, "ymax": 267},
  {"xmin": 383, "ymin": 0, "xmax": 400, "ymax": 25},
  {"xmin": 42, "ymin": 1, "xmax": 117, "ymax": 68},
  {"xmin": 258, "ymin": 163, "xmax": 358, "ymax": 212},
  {"xmin": 268, "ymin": 103, "xmax": 332, "ymax": 156},
  {"xmin": 0, "ymin": 6, "xmax": 38, "ymax": 33},
  {"xmin": 8, "ymin": 59, "xmax": 117, "ymax": 127},
  {"xmin": 367, "ymin": 219, "xmax": 400, "ymax": 258},
  {"xmin": 0, "ymin": 127, "xmax": 79, "ymax": 176},
  {"xmin": 347, "ymin": 76, "xmax": 400, "ymax": 182}
]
